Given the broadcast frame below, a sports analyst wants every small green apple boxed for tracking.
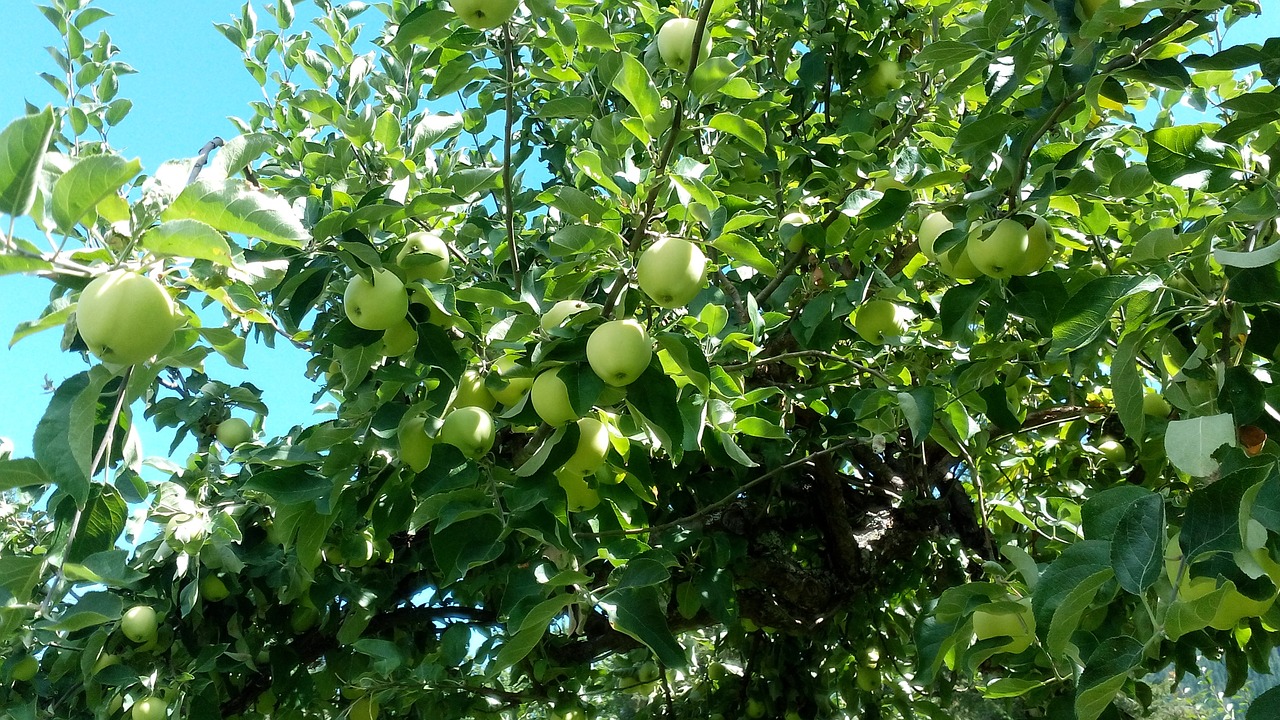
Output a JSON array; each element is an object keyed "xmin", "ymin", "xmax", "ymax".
[
  {"xmin": 656, "ymin": 17, "xmax": 712, "ymax": 71},
  {"xmin": 968, "ymin": 219, "xmax": 1030, "ymax": 279},
  {"xmin": 1096, "ymin": 437, "xmax": 1127, "ymax": 463},
  {"xmin": 121, "ymin": 605, "xmax": 158, "ymax": 643},
  {"xmin": 11, "ymin": 655, "xmax": 37, "ymax": 682},
  {"xmin": 200, "ymin": 575, "xmax": 229, "ymax": 602},
  {"xmin": 1079, "ymin": 0, "xmax": 1105, "ymax": 20},
  {"xmin": 587, "ymin": 319, "xmax": 652, "ymax": 386},
  {"xmin": 971, "ymin": 598, "xmax": 1035, "ymax": 654},
  {"xmin": 531, "ymin": 367, "xmax": 579, "ymax": 426},
  {"xmin": 452, "ymin": 0, "xmax": 519, "ymax": 30},
  {"xmin": 781, "ymin": 211, "xmax": 812, "ymax": 252},
  {"xmin": 341, "ymin": 529, "xmax": 376, "ymax": 568},
  {"xmin": 853, "ymin": 300, "xmax": 907, "ymax": 344},
  {"xmin": 399, "ymin": 416, "xmax": 434, "ymax": 472},
  {"xmin": 1013, "ymin": 214, "xmax": 1055, "ymax": 275},
  {"xmin": 215, "ymin": 418, "xmax": 253, "ymax": 448},
  {"xmin": 1143, "ymin": 389, "xmax": 1171, "ymax": 417},
  {"xmin": 746, "ymin": 698, "xmax": 766, "ymax": 718},
  {"xmin": 291, "ymin": 606, "xmax": 320, "ymax": 633},
  {"xmin": 856, "ymin": 663, "xmax": 882, "ymax": 691},
  {"xmin": 917, "ymin": 211, "xmax": 953, "ymax": 261},
  {"xmin": 92, "ymin": 652, "xmax": 120, "ymax": 675},
  {"xmin": 563, "ymin": 417, "xmax": 610, "ymax": 476},
  {"xmin": 557, "ymin": 470, "xmax": 600, "ymax": 511},
  {"xmin": 381, "ymin": 319, "xmax": 417, "ymax": 356},
  {"xmin": 344, "ymin": 268, "xmax": 409, "ymax": 331},
  {"xmin": 350, "ymin": 695, "xmax": 380, "ymax": 720},
  {"xmin": 938, "ymin": 240, "xmax": 983, "ymax": 280},
  {"xmin": 454, "ymin": 369, "xmax": 497, "ymax": 411},
  {"xmin": 132, "ymin": 696, "xmax": 167, "ymax": 720},
  {"xmin": 396, "ymin": 231, "xmax": 450, "ymax": 282},
  {"xmin": 637, "ymin": 660, "xmax": 660, "ymax": 683},
  {"xmin": 439, "ymin": 407, "xmax": 495, "ymax": 459},
  {"xmin": 636, "ymin": 237, "xmax": 707, "ymax": 308},
  {"xmin": 77, "ymin": 270, "xmax": 178, "ymax": 365},
  {"xmin": 541, "ymin": 299, "xmax": 594, "ymax": 332},
  {"xmin": 868, "ymin": 60, "xmax": 904, "ymax": 95},
  {"xmin": 489, "ymin": 355, "xmax": 533, "ymax": 406}
]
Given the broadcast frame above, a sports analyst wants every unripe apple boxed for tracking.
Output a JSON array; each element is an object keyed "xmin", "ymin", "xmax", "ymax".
[
  {"xmin": 489, "ymin": 356, "xmax": 533, "ymax": 406},
  {"xmin": 636, "ymin": 237, "xmax": 707, "ymax": 308},
  {"xmin": 531, "ymin": 367, "xmax": 579, "ymax": 426},
  {"xmin": 587, "ymin": 320, "xmax": 652, "ymax": 387},
  {"xmin": 11, "ymin": 655, "xmax": 37, "ymax": 682},
  {"xmin": 200, "ymin": 575, "xmax": 230, "ymax": 601},
  {"xmin": 132, "ymin": 696, "xmax": 167, "ymax": 720},
  {"xmin": 938, "ymin": 241, "xmax": 982, "ymax": 279},
  {"xmin": 1013, "ymin": 214, "xmax": 1055, "ymax": 275},
  {"xmin": 341, "ymin": 528, "xmax": 376, "ymax": 568},
  {"xmin": 92, "ymin": 652, "xmax": 121, "ymax": 675},
  {"xmin": 968, "ymin": 219, "xmax": 1030, "ymax": 279},
  {"xmin": 77, "ymin": 270, "xmax": 178, "ymax": 365},
  {"xmin": 971, "ymin": 598, "xmax": 1035, "ymax": 654},
  {"xmin": 1079, "ymin": 0, "xmax": 1104, "ymax": 20},
  {"xmin": 1096, "ymin": 437, "xmax": 1127, "ymax": 463},
  {"xmin": 656, "ymin": 17, "xmax": 712, "ymax": 71},
  {"xmin": 344, "ymin": 268, "xmax": 409, "ymax": 331},
  {"xmin": 1143, "ymin": 389, "xmax": 1171, "ymax": 417},
  {"xmin": 451, "ymin": 0, "xmax": 519, "ymax": 30},
  {"xmin": 557, "ymin": 470, "xmax": 600, "ymax": 511},
  {"xmin": 917, "ymin": 211, "xmax": 953, "ymax": 261},
  {"xmin": 121, "ymin": 605, "xmax": 158, "ymax": 643},
  {"xmin": 399, "ymin": 416, "xmax": 433, "ymax": 472},
  {"xmin": 381, "ymin": 319, "xmax": 417, "ymax": 356},
  {"xmin": 439, "ymin": 406, "xmax": 495, "ymax": 459},
  {"xmin": 396, "ymin": 231, "xmax": 450, "ymax": 282},
  {"xmin": 746, "ymin": 698, "xmax": 766, "ymax": 718},
  {"xmin": 215, "ymin": 418, "xmax": 253, "ymax": 448},
  {"xmin": 290, "ymin": 606, "xmax": 320, "ymax": 633},
  {"xmin": 563, "ymin": 417, "xmax": 610, "ymax": 476},
  {"xmin": 454, "ymin": 369, "xmax": 497, "ymax": 411},
  {"xmin": 868, "ymin": 60, "xmax": 904, "ymax": 95},
  {"xmin": 637, "ymin": 660, "xmax": 660, "ymax": 683},
  {"xmin": 541, "ymin": 299, "xmax": 594, "ymax": 332},
  {"xmin": 853, "ymin": 300, "xmax": 907, "ymax": 344}
]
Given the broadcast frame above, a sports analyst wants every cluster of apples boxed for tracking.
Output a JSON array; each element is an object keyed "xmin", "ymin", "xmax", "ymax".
[
  {"xmin": 358, "ymin": 232, "xmax": 706, "ymax": 510},
  {"xmin": 919, "ymin": 211, "xmax": 1056, "ymax": 281}
]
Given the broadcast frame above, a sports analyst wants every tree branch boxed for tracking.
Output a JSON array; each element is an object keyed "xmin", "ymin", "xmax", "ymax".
[{"xmin": 502, "ymin": 24, "xmax": 521, "ymax": 293}]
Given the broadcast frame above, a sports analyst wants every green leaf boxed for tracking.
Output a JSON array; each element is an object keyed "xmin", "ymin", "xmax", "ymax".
[
  {"xmin": 1164, "ymin": 414, "xmax": 1237, "ymax": 478},
  {"xmin": 1082, "ymin": 486, "xmax": 1151, "ymax": 542},
  {"xmin": 708, "ymin": 113, "xmax": 766, "ymax": 153},
  {"xmin": 1146, "ymin": 125, "xmax": 1244, "ymax": 192},
  {"xmin": 67, "ymin": 484, "xmax": 127, "ymax": 564},
  {"xmin": 1046, "ymin": 569, "xmax": 1112, "ymax": 660},
  {"xmin": 40, "ymin": 590, "xmax": 121, "ymax": 632},
  {"xmin": 1111, "ymin": 494, "xmax": 1164, "ymax": 595},
  {"xmin": 432, "ymin": 513, "xmax": 504, "ymax": 584},
  {"xmin": 550, "ymin": 223, "xmax": 622, "ymax": 257},
  {"xmin": 611, "ymin": 558, "xmax": 670, "ymax": 590},
  {"xmin": 1032, "ymin": 540, "xmax": 1110, "ymax": 637},
  {"xmin": 610, "ymin": 53, "xmax": 661, "ymax": 121},
  {"xmin": 656, "ymin": 333, "xmax": 711, "ymax": 395},
  {"xmin": 602, "ymin": 586, "xmax": 686, "ymax": 668},
  {"xmin": 34, "ymin": 370, "xmax": 107, "ymax": 507},
  {"xmin": 913, "ymin": 41, "xmax": 984, "ymax": 71},
  {"xmin": 207, "ymin": 133, "xmax": 273, "ymax": 179},
  {"xmin": 0, "ymin": 458, "xmax": 48, "ymax": 491},
  {"xmin": 50, "ymin": 154, "xmax": 140, "ymax": 233},
  {"xmin": 1248, "ymin": 685, "xmax": 1280, "ymax": 720},
  {"xmin": 692, "ymin": 57, "xmax": 739, "ymax": 98},
  {"xmin": 0, "ymin": 106, "xmax": 55, "ymax": 217},
  {"xmin": 939, "ymin": 280, "xmax": 990, "ymax": 342},
  {"xmin": 1111, "ymin": 331, "xmax": 1146, "ymax": 444},
  {"xmin": 626, "ymin": 364, "xmax": 686, "ymax": 460},
  {"xmin": 0, "ymin": 555, "xmax": 44, "ymax": 603},
  {"xmin": 1075, "ymin": 636, "xmax": 1143, "ymax": 720},
  {"xmin": 62, "ymin": 549, "xmax": 145, "ymax": 588},
  {"xmin": 898, "ymin": 388, "xmax": 934, "ymax": 445},
  {"xmin": 162, "ymin": 177, "xmax": 308, "ymax": 247},
  {"xmin": 1181, "ymin": 467, "xmax": 1257, "ymax": 560},
  {"xmin": 711, "ymin": 232, "xmax": 777, "ymax": 275},
  {"xmin": 1050, "ymin": 275, "xmax": 1160, "ymax": 356},
  {"xmin": 492, "ymin": 594, "xmax": 575, "ymax": 673},
  {"xmin": 241, "ymin": 466, "xmax": 331, "ymax": 504},
  {"xmin": 141, "ymin": 219, "xmax": 236, "ymax": 266}
]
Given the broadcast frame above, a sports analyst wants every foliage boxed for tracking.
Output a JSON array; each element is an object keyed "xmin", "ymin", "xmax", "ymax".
[{"xmin": 2, "ymin": 0, "xmax": 1280, "ymax": 718}]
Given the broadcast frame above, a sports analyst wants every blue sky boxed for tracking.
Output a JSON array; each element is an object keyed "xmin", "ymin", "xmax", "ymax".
[{"xmin": 0, "ymin": 2, "xmax": 1273, "ymax": 463}]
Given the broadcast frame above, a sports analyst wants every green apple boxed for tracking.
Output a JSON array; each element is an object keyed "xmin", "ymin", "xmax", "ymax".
[
  {"xmin": 490, "ymin": 356, "xmax": 533, "ymax": 406},
  {"xmin": 868, "ymin": 60, "xmax": 904, "ymax": 95},
  {"xmin": 396, "ymin": 231, "xmax": 450, "ymax": 282},
  {"xmin": 92, "ymin": 652, "xmax": 120, "ymax": 675},
  {"xmin": 290, "ymin": 606, "xmax": 320, "ymax": 633},
  {"xmin": 350, "ymin": 695, "xmax": 380, "ymax": 720},
  {"xmin": 917, "ymin": 211, "xmax": 953, "ymax": 261},
  {"xmin": 455, "ymin": 369, "xmax": 497, "ymax": 411},
  {"xmin": 853, "ymin": 300, "xmax": 907, "ymax": 344},
  {"xmin": 967, "ymin": 219, "xmax": 1030, "ymax": 279},
  {"xmin": 558, "ymin": 470, "xmax": 600, "ymax": 511},
  {"xmin": 216, "ymin": 418, "xmax": 253, "ymax": 448},
  {"xmin": 856, "ymin": 663, "xmax": 882, "ymax": 691},
  {"xmin": 77, "ymin": 270, "xmax": 178, "ymax": 365},
  {"xmin": 11, "ymin": 655, "xmax": 37, "ymax": 682},
  {"xmin": 587, "ymin": 319, "xmax": 652, "ymax": 386},
  {"xmin": 381, "ymin": 319, "xmax": 417, "ymax": 356},
  {"xmin": 971, "ymin": 599, "xmax": 1035, "ymax": 654},
  {"xmin": 1143, "ymin": 389, "xmax": 1171, "ymax": 417},
  {"xmin": 656, "ymin": 17, "xmax": 712, "ymax": 71},
  {"xmin": 132, "ymin": 696, "xmax": 167, "ymax": 720},
  {"xmin": 637, "ymin": 660, "xmax": 660, "ymax": 683},
  {"xmin": 1079, "ymin": 0, "xmax": 1105, "ymax": 20},
  {"xmin": 1013, "ymin": 214, "xmax": 1055, "ymax": 275},
  {"xmin": 200, "ymin": 575, "xmax": 229, "ymax": 602},
  {"xmin": 439, "ymin": 407, "xmax": 495, "ymax": 458},
  {"xmin": 563, "ymin": 417, "xmax": 610, "ymax": 476},
  {"xmin": 541, "ymin": 299, "xmax": 594, "ymax": 332},
  {"xmin": 637, "ymin": 237, "xmax": 707, "ymax": 308},
  {"xmin": 452, "ymin": 0, "xmax": 519, "ymax": 29},
  {"xmin": 122, "ymin": 605, "xmax": 158, "ymax": 643},
  {"xmin": 1096, "ymin": 437, "xmax": 1127, "ymax": 463},
  {"xmin": 938, "ymin": 240, "xmax": 982, "ymax": 279},
  {"xmin": 341, "ymin": 529, "xmax": 376, "ymax": 568},
  {"xmin": 531, "ymin": 367, "xmax": 579, "ymax": 426},
  {"xmin": 344, "ymin": 268, "xmax": 409, "ymax": 331},
  {"xmin": 781, "ymin": 211, "xmax": 812, "ymax": 252},
  {"xmin": 399, "ymin": 416, "xmax": 434, "ymax": 472},
  {"xmin": 746, "ymin": 698, "xmax": 767, "ymax": 718}
]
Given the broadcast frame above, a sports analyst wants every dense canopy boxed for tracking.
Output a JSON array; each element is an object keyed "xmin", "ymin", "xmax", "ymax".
[{"xmin": 2, "ymin": 0, "xmax": 1280, "ymax": 718}]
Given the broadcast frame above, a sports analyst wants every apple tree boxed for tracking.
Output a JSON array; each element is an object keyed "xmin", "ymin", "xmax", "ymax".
[{"xmin": 2, "ymin": 0, "xmax": 1280, "ymax": 718}]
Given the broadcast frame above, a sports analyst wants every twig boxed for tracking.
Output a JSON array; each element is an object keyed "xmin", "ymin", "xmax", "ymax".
[
  {"xmin": 501, "ymin": 24, "xmax": 521, "ymax": 293},
  {"xmin": 721, "ymin": 350, "xmax": 893, "ymax": 384},
  {"xmin": 712, "ymin": 269, "xmax": 748, "ymax": 323},
  {"xmin": 186, "ymin": 138, "xmax": 225, "ymax": 185}
]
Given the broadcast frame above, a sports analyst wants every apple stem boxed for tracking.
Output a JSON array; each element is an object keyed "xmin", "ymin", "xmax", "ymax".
[{"xmin": 501, "ymin": 23, "xmax": 521, "ymax": 294}]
